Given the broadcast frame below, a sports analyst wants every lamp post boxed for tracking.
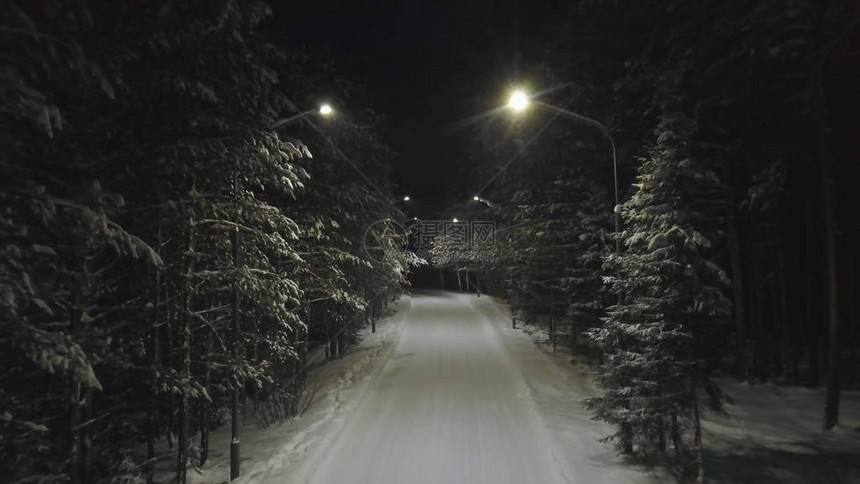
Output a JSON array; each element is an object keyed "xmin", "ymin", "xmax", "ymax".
[
  {"xmin": 507, "ymin": 89, "xmax": 620, "ymax": 254},
  {"xmin": 221, "ymin": 104, "xmax": 332, "ymax": 481},
  {"xmin": 472, "ymin": 195, "xmax": 499, "ymax": 209}
]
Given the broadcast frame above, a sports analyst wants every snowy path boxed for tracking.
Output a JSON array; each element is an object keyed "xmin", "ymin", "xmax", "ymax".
[
  {"xmin": 227, "ymin": 292, "xmax": 661, "ymax": 484},
  {"xmin": 200, "ymin": 291, "xmax": 860, "ymax": 484},
  {"xmin": 306, "ymin": 292, "xmax": 565, "ymax": 484}
]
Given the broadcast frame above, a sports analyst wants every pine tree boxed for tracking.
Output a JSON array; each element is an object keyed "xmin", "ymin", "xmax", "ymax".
[{"xmin": 587, "ymin": 110, "xmax": 730, "ymax": 480}]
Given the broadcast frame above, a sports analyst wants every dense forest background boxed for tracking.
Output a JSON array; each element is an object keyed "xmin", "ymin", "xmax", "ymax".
[
  {"xmin": 1, "ymin": 1, "xmax": 416, "ymax": 482},
  {"xmin": 435, "ymin": 0, "xmax": 859, "ymax": 480},
  {"xmin": 2, "ymin": 0, "xmax": 859, "ymax": 483}
]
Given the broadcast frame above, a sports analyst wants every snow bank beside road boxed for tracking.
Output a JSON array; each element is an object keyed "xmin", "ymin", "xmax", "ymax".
[{"xmin": 181, "ymin": 296, "xmax": 412, "ymax": 484}]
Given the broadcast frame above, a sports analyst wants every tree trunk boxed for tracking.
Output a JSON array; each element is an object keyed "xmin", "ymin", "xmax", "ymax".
[
  {"xmin": 751, "ymin": 252, "xmax": 768, "ymax": 382},
  {"xmin": 82, "ymin": 386, "xmax": 93, "ymax": 482},
  {"xmin": 693, "ymin": 389, "xmax": 705, "ymax": 484},
  {"xmin": 69, "ymin": 381, "xmax": 82, "ymax": 484},
  {"xmin": 164, "ymin": 284, "xmax": 176, "ymax": 451},
  {"xmin": 177, "ymin": 217, "xmax": 195, "ymax": 484},
  {"xmin": 780, "ymin": 243, "xmax": 801, "ymax": 385},
  {"xmin": 68, "ymin": 259, "xmax": 88, "ymax": 484},
  {"xmin": 80, "ymin": 262, "xmax": 92, "ymax": 482},
  {"xmin": 822, "ymin": 154, "xmax": 841, "ymax": 429},
  {"xmin": 147, "ymin": 234, "xmax": 163, "ymax": 484},
  {"xmin": 772, "ymin": 249, "xmax": 787, "ymax": 379},
  {"xmin": 621, "ymin": 419, "xmax": 633, "ymax": 455},
  {"xmin": 200, "ymin": 335, "xmax": 212, "ymax": 465},
  {"xmin": 147, "ymin": 322, "xmax": 159, "ymax": 484},
  {"xmin": 329, "ymin": 329, "xmax": 338, "ymax": 360},
  {"xmin": 728, "ymin": 210, "xmax": 746, "ymax": 377},
  {"xmin": 807, "ymin": 255, "xmax": 821, "ymax": 387},
  {"xmin": 670, "ymin": 412, "xmax": 681, "ymax": 461},
  {"xmin": 849, "ymin": 204, "xmax": 857, "ymax": 385}
]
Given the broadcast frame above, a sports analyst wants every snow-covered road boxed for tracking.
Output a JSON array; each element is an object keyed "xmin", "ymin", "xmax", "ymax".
[
  {"xmin": 308, "ymin": 291, "xmax": 564, "ymax": 484},
  {"xmin": 189, "ymin": 291, "xmax": 860, "ymax": 484},
  {"xmin": 225, "ymin": 292, "xmax": 662, "ymax": 484}
]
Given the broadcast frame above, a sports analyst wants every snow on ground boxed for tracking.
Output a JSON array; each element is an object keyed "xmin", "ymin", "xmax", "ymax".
[
  {"xmin": 221, "ymin": 291, "xmax": 664, "ymax": 484},
  {"xmin": 467, "ymin": 294, "xmax": 667, "ymax": 484},
  {"xmin": 702, "ymin": 378, "xmax": 860, "ymax": 483},
  {"xmin": 172, "ymin": 291, "xmax": 858, "ymax": 484}
]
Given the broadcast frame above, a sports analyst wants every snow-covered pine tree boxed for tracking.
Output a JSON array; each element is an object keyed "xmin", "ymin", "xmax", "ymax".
[
  {"xmin": 0, "ymin": 2, "xmax": 166, "ymax": 482},
  {"xmin": 108, "ymin": 2, "xmax": 310, "ymax": 478},
  {"xmin": 497, "ymin": 163, "xmax": 611, "ymax": 350},
  {"xmin": 2, "ymin": 1, "xmax": 314, "ymax": 481},
  {"xmin": 283, "ymin": 99, "xmax": 415, "ymax": 363},
  {"xmin": 587, "ymin": 109, "xmax": 730, "ymax": 480},
  {"xmin": 507, "ymin": 180, "xmax": 580, "ymax": 342},
  {"xmin": 559, "ymin": 176, "xmax": 613, "ymax": 354}
]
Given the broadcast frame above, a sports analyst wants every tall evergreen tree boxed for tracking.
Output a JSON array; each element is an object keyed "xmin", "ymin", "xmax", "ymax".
[{"xmin": 588, "ymin": 110, "xmax": 730, "ymax": 480}]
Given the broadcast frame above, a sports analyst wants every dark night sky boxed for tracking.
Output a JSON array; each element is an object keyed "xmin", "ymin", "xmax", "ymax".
[{"xmin": 269, "ymin": 0, "xmax": 556, "ymax": 215}]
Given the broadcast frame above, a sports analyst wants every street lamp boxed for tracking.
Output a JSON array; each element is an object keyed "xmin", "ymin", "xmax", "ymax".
[
  {"xmin": 506, "ymin": 88, "xmax": 620, "ymax": 254},
  {"xmin": 403, "ymin": 195, "xmax": 411, "ymax": 202},
  {"xmin": 219, "ymin": 102, "xmax": 333, "ymax": 481},
  {"xmin": 270, "ymin": 103, "xmax": 334, "ymax": 130},
  {"xmin": 472, "ymin": 195, "xmax": 499, "ymax": 209}
]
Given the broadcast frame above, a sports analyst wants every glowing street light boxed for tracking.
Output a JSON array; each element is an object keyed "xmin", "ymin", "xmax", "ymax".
[
  {"xmin": 452, "ymin": 218, "xmax": 459, "ymax": 223},
  {"xmin": 507, "ymin": 89, "xmax": 530, "ymax": 112},
  {"xmin": 403, "ymin": 195, "xmax": 411, "ymax": 202},
  {"xmin": 270, "ymin": 103, "xmax": 334, "ymax": 130}
]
